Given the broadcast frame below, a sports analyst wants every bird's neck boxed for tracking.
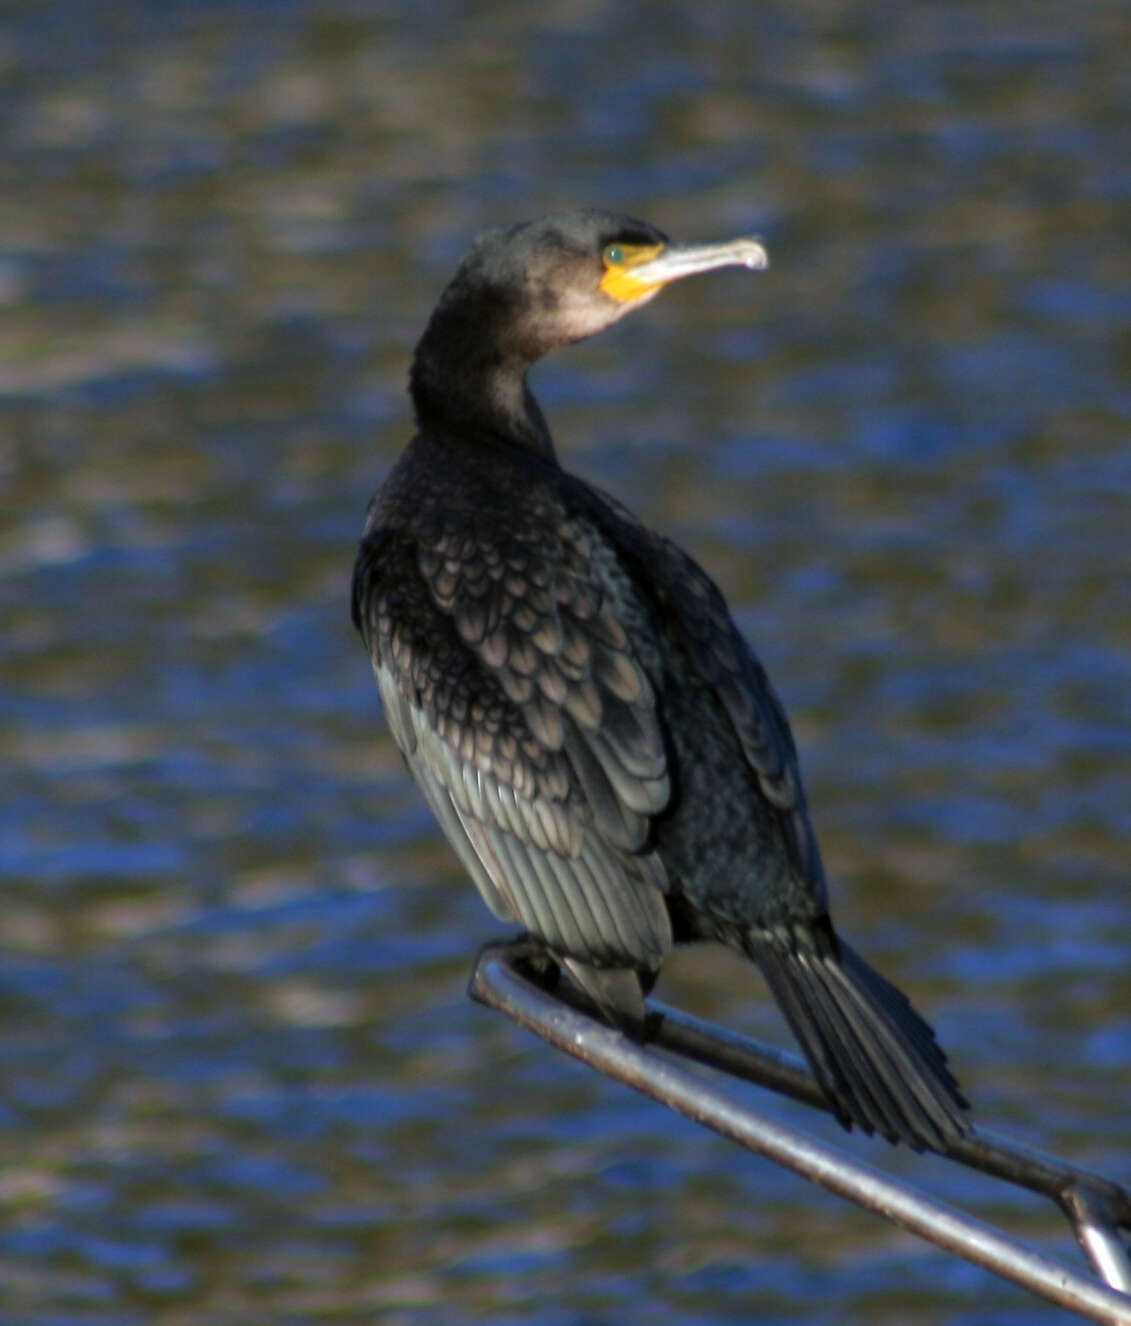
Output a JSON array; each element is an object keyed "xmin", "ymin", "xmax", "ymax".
[{"xmin": 408, "ymin": 301, "xmax": 557, "ymax": 460}]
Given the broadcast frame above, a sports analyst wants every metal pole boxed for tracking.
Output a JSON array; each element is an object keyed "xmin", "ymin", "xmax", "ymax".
[
  {"xmin": 647, "ymin": 996, "xmax": 1131, "ymax": 1235},
  {"xmin": 1067, "ymin": 1190, "xmax": 1131, "ymax": 1296},
  {"xmin": 471, "ymin": 949, "xmax": 1131, "ymax": 1325},
  {"xmin": 523, "ymin": 955, "xmax": 1131, "ymax": 1288}
]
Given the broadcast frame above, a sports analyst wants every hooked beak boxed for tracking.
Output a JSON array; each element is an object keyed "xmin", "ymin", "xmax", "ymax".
[
  {"xmin": 629, "ymin": 237, "xmax": 769, "ymax": 287},
  {"xmin": 599, "ymin": 236, "xmax": 768, "ymax": 303}
]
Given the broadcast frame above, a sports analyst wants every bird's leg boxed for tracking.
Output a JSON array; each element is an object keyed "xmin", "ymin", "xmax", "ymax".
[
  {"xmin": 640, "ymin": 1008, "xmax": 666, "ymax": 1042},
  {"xmin": 471, "ymin": 938, "xmax": 666, "ymax": 1042},
  {"xmin": 560, "ymin": 958, "xmax": 669, "ymax": 1043}
]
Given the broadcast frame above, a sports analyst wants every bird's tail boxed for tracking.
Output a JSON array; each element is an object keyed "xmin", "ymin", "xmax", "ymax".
[{"xmin": 743, "ymin": 921, "xmax": 969, "ymax": 1151}]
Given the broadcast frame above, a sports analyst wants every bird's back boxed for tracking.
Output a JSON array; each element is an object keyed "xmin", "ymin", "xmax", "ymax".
[
  {"xmin": 356, "ymin": 429, "xmax": 827, "ymax": 941},
  {"xmin": 555, "ymin": 468, "xmax": 831, "ymax": 932}
]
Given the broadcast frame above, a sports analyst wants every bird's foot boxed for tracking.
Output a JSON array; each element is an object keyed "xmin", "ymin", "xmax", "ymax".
[{"xmin": 468, "ymin": 933, "xmax": 562, "ymax": 1005}]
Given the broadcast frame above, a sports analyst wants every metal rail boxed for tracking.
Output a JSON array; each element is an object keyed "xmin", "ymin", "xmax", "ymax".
[{"xmin": 470, "ymin": 945, "xmax": 1131, "ymax": 1324}]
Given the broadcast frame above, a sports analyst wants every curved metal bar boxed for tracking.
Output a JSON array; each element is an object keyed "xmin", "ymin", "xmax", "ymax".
[
  {"xmin": 529, "ymin": 960, "xmax": 1131, "ymax": 1280},
  {"xmin": 470, "ymin": 949, "xmax": 1131, "ymax": 1325},
  {"xmin": 1066, "ymin": 1189, "xmax": 1131, "ymax": 1295},
  {"xmin": 645, "ymin": 1001, "xmax": 1131, "ymax": 1230}
]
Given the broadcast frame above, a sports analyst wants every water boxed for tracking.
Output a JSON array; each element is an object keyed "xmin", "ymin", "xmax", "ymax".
[{"xmin": 1, "ymin": 1, "xmax": 1129, "ymax": 1321}]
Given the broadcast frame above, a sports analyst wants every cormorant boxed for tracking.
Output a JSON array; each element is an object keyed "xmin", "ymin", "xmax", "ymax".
[{"xmin": 352, "ymin": 209, "xmax": 969, "ymax": 1151}]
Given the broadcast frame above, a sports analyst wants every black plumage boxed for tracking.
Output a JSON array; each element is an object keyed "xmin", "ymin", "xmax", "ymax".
[{"xmin": 353, "ymin": 209, "xmax": 969, "ymax": 1150}]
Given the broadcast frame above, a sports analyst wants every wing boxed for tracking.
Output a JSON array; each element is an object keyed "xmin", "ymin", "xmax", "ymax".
[
  {"xmin": 352, "ymin": 512, "xmax": 673, "ymax": 974},
  {"xmin": 568, "ymin": 481, "xmax": 827, "ymax": 906}
]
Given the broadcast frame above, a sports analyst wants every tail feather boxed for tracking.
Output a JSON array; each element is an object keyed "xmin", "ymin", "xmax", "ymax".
[
  {"xmin": 744, "ymin": 924, "xmax": 969, "ymax": 1152},
  {"xmin": 839, "ymin": 942, "xmax": 956, "ymax": 1081},
  {"xmin": 794, "ymin": 947, "xmax": 906, "ymax": 1135},
  {"xmin": 828, "ymin": 944, "xmax": 968, "ymax": 1123},
  {"xmin": 753, "ymin": 942, "xmax": 857, "ymax": 1122}
]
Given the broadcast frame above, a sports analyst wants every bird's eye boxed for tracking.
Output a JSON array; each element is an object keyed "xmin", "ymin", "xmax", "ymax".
[{"xmin": 602, "ymin": 243, "xmax": 627, "ymax": 268}]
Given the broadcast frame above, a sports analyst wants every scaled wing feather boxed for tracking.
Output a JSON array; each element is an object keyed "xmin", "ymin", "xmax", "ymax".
[{"xmin": 353, "ymin": 505, "xmax": 673, "ymax": 973}]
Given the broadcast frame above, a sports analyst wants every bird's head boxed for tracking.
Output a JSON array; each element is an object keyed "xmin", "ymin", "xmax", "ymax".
[
  {"xmin": 434, "ymin": 208, "xmax": 769, "ymax": 360},
  {"xmin": 409, "ymin": 208, "xmax": 768, "ymax": 452}
]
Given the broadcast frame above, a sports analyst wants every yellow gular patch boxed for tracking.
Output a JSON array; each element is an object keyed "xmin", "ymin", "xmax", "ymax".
[{"xmin": 599, "ymin": 242, "xmax": 666, "ymax": 303}]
